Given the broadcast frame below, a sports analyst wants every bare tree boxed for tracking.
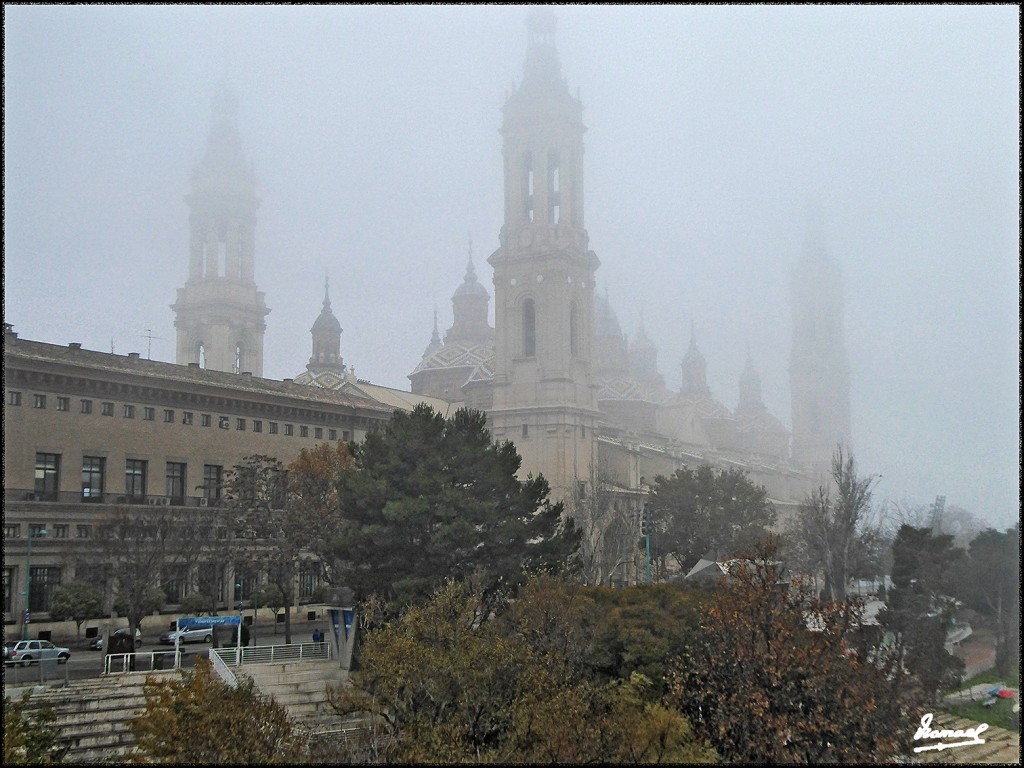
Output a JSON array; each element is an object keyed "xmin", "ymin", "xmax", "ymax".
[
  {"xmin": 566, "ymin": 465, "xmax": 642, "ymax": 586},
  {"xmin": 98, "ymin": 505, "xmax": 213, "ymax": 640},
  {"xmin": 787, "ymin": 446, "xmax": 881, "ymax": 603}
]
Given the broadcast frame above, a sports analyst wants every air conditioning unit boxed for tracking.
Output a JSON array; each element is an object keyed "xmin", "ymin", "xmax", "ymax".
[
  {"xmin": 25, "ymin": 492, "xmax": 37, "ymax": 501},
  {"xmin": 199, "ymin": 497, "xmax": 209, "ymax": 507},
  {"xmin": 148, "ymin": 497, "xmax": 160, "ymax": 506},
  {"xmin": 116, "ymin": 496, "xmax": 127, "ymax": 504},
  {"xmin": 158, "ymin": 497, "xmax": 170, "ymax": 506}
]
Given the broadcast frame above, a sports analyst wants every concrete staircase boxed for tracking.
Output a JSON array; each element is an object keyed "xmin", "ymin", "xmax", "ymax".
[
  {"xmin": 5, "ymin": 671, "xmax": 179, "ymax": 763},
  {"xmin": 235, "ymin": 659, "xmax": 349, "ymax": 731}
]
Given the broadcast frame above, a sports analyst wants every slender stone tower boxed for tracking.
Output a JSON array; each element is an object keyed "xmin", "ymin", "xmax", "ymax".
[
  {"xmin": 487, "ymin": 11, "xmax": 601, "ymax": 500},
  {"xmin": 172, "ymin": 81, "xmax": 269, "ymax": 376},
  {"xmin": 789, "ymin": 230, "xmax": 852, "ymax": 474}
]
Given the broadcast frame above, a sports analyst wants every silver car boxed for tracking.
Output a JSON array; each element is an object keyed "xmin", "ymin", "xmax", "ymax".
[
  {"xmin": 159, "ymin": 625, "xmax": 213, "ymax": 645},
  {"xmin": 4, "ymin": 639, "xmax": 71, "ymax": 666}
]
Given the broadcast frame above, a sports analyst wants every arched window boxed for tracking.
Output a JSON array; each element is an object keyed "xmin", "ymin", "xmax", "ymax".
[
  {"xmin": 569, "ymin": 302, "xmax": 578, "ymax": 357},
  {"xmin": 523, "ymin": 152, "xmax": 534, "ymax": 223},
  {"xmin": 548, "ymin": 149, "xmax": 560, "ymax": 224},
  {"xmin": 523, "ymin": 299, "xmax": 536, "ymax": 357}
]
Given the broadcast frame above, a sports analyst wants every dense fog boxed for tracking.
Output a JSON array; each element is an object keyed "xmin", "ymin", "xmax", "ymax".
[{"xmin": 3, "ymin": 5, "xmax": 1018, "ymax": 528}]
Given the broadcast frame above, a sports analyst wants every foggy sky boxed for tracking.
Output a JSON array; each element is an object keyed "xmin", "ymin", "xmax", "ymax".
[{"xmin": 4, "ymin": 5, "xmax": 1019, "ymax": 529}]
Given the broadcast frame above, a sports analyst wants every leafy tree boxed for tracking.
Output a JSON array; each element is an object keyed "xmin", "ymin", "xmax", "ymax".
[
  {"xmin": 878, "ymin": 525, "xmax": 965, "ymax": 700},
  {"xmin": 252, "ymin": 582, "xmax": 286, "ymax": 630},
  {"xmin": 47, "ymin": 581, "xmax": 104, "ymax": 638},
  {"xmin": 956, "ymin": 525, "xmax": 1020, "ymax": 676},
  {"xmin": 288, "ymin": 441, "xmax": 356, "ymax": 584},
  {"xmin": 329, "ymin": 579, "xmax": 715, "ymax": 764},
  {"xmin": 3, "ymin": 691, "xmax": 65, "ymax": 765},
  {"xmin": 327, "ymin": 405, "xmax": 581, "ymax": 614},
  {"xmin": 130, "ymin": 657, "xmax": 303, "ymax": 764},
  {"xmin": 666, "ymin": 538, "xmax": 910, "ymax": 764},
  {"xmin": 786, "ymin": 446, "xmax": 881, "ymax": 602},
  {"xmin": 648, "ymin": 464, "xmax": 775, "ymax": 577}
]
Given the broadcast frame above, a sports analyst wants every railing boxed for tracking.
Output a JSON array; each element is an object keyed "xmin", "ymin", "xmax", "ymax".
[
  {"xmin": 103, "ymin": 649, "xmax": 180, "ymax": 675},
  {"xmin": 212, "ymin": 641, "xmax": 331, "ymax": 667},
  {"xmin": 209, "ymin": 647, "xmax": 238, "ymax": 687},
  {"xmin": 2, "ymin": 657, "xmax": 69, "ymax": 687}
]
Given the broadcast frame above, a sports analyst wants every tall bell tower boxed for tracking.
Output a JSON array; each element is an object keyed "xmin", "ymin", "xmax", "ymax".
[
  {"xmin": 488, "ymin": 11, "xmax": 601, "ymax": 501},
  {"xmin": 789, "ymin": 231, "xmax": 852, "ymax": 474},
  {"xmin": 172, "ymin": 81, "xmax": 269, "ymax": 376}
]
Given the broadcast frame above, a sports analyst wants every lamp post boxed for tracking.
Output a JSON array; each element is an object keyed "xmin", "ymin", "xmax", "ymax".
[{"xmin": 21, "ymin": 528, "xmax": 47, "ymax": 640}]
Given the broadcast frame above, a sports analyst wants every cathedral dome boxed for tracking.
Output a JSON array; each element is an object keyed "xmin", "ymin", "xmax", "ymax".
[{"xmin": 453, "ymin": 259, "xmax": 489, "ymax": 299}]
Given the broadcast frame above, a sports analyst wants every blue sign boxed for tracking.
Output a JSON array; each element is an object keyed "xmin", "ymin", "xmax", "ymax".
[{"xmin": 178, "ymin": 615, "xmax": 240, "ymax": 629}]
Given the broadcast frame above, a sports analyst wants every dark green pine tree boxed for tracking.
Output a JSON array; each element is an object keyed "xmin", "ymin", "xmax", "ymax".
[{"xmin": 330, "ymin": 405, "xmax": 580, "ymax": 612}]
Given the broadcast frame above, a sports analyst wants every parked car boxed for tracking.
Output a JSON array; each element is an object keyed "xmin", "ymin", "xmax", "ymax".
[
  {"xmin": 4, "ymin": 639, "xmax": 71, "ymax": 666},
  {"xmin": 159, "ymin": 625, "xmax": 214, "ymax": 645},
  {"xmin": 89, "ymin": 627, "xmax": 142, "ymax": 651}
]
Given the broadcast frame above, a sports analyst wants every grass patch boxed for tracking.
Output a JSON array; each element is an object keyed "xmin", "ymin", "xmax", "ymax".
[{"xmin": 941, "ymin": 661, "xmax": 1020, "ymax": 732}]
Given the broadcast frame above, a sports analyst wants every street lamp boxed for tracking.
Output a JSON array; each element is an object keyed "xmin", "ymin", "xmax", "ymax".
[{"xmin": 21, "ymin": 527, "xmax": 47, "ymax": 640}]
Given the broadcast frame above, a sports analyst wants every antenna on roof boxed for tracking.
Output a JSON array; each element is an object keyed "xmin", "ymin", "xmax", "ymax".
[
  {"xmin": 141, "ymin": 329, "xmax": 165, "ymax": 360},
  {"xmin": 110, "ymin": 338, "xmax": 115, "ymax": 354}
]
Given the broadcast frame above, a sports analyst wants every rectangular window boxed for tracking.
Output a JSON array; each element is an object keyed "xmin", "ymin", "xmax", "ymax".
[
  {"xmin": 284, "ymin": 424, "xmax": 294, "ymax": 436},
  {"xmin": 201, "ymin": 414, "xmax": 212, "ymax": 427},
  {"xmin": 329, "ymin": 429, "xmax": 337, "ymax": 441},
  {"xmin": 123, "ymin": 404, "xmax": 135, "ymax": 419},
  {"xmin": 300, "ymin": 426, "xmax": 309, "ymax": 438},
  {"xmin": 203, "ymin": 465, "xmax": 223, "ymax": 501},
  {"xmin": 101, "ymin": 402, "xmax": 114, "ymax": 416},
  {"xmin": 76, "ymin": 525, "xmax": 91, "ymax": 539},
  {"xmin": 182, "ymin": 412, "xmax": 193, "ymax": 425},
  {"xmin": 2, "ymin": 568, "xmax": 12, "ymax": 614},
  {"xmin": 29, "ymin": 523, "xmax": 46, "ymax": 538},
  {"xmin": 252, "ymin": 420, "xmax": 262, "ymax": 433},
  {"xmin": 236, "ymin": 418, "xmax": 246, "ymax": 431},
  {"xmin": 56, "ymin": 397, "xmax": 69, "ymax": 411},
  {"xmin": 28, "ymin": 566, "xmax": 61, "ymax": 613},
  {"xmin": 125, "ymin": 459, "xmax": 147, "ymax": 500},
  {"xmin": 166, "ymin": 462, "xmax": 186, "ymax": 503},
  {"xmin": 522, "ymin": 424, "xmax": 529, "ymax": 438},
  {"xmin": 34, "ymin": 453, "xmax": 60, "ymax": 499},
  {"xmin": 219, "ymin": 416, "xmax": 230, "ymax": 429},
  {"xmin": 33, "ymin": 394, "xmax": 47, "ymax": 409},
  {"xmin": 163, "ymin": 409, "xmax": 174, "ymax": 423},
  {"xmin": 143, "ymin": 406, "xmax": 155, "ymax": 421},
  {"xmin": 81, "ymin": 456, "xmax": 105, "ymax": 501},
  {"xmin": 5, "ymin": 524, "xmax": 20, "ymax": 538},
  {"xmin": 580, "ymin": 424, "xmax": 586, "ymax": 437},
  {"xmin": 314, "ymin": 427, "xmax": 323, "ymax": 439},
  {"xmin": 269, "ymin": 422, "xmax": 278, "ymax": 435},
  {"xmin": 53, "ymin": 524, "xmax": 69, "ymax": 539},
  {"xmin": 342, "ymin": 430, "xmax": 350, "ymax": 441},
  {"xmin": 8, "ymin": 391, "xmax": 21, "ymax": 406},
  {"xmin": 163, "ymin": 565, "xmax": 187, "ymax": 604},
  {"xmin": 80, "ymin": 399, "xmax": 92, "ymax": 414}
]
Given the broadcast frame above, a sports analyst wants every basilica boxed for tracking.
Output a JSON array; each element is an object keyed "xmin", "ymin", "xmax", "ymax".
[
  {"xmin": 171, "ymin": 12, "xmax": 851, "ymax": 523},
  {"xmin": 4, "ymin": 13, "xmax": 853, "ymax": 623}
]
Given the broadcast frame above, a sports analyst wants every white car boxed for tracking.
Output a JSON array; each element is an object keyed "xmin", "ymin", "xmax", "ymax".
[
  {"xmin": 3, "ymin": 639, "xmax": 71, "ymax": 666},
  {"xmin": 159, "ymin": 625, "xmax": 214, "ymax": 645}
]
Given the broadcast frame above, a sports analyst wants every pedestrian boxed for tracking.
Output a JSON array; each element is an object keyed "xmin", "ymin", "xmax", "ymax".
[{"xmin": 312, "ymin": 628, "xmax": 322, "ymax": 647}]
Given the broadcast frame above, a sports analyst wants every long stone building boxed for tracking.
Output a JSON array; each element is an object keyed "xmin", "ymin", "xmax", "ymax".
[{"xmin": 3, "ymin": 11, "xmax": 853, "ymax": 624}]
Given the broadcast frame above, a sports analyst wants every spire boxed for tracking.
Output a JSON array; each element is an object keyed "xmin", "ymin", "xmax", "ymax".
[
  {"xmin": 738, "ymin": 345, "xmax": 765, "ymax": 413},
  {"xmin": 307, "ymin": 271, "xmax": 344, "ymax": 374},
  {"xmin": 521, "ymin": 9, "xmax": 565, "ymax": 94},
  {"xmin": 680, "ymin": 323, "xmax": 709, "ymax": 396},
  {"xmin": 422, "ymin": 307, "xmax": 443, "ymax": 357}
]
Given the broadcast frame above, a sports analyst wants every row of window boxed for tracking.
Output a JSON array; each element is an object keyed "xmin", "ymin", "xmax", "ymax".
[
  {"xmin": 34, "ymin": 453, "xmax": 225, "ymax": 502},
  {"xmin": 8, "ymin": 391, "xmax": 350, "ymax": 440},
  {"xmin": 2, "ymin": 563, "xmax": 323, "ymax": 615},
  {"xmin": 5, "ymin": 522, "xmax": 94, "ymax": 540}
]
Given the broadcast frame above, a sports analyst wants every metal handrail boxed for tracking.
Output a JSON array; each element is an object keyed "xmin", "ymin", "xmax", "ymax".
[
  {"xmin": 209, "ymin": 647, "xmax": 238, "ymax": 687},
  {"xmin": 103, "ymin": 649, "xmax": 180, "ymax": 675},
  {"xmin": 212, "ymin": 641, "xmax": 331, "ymax": 667}
]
